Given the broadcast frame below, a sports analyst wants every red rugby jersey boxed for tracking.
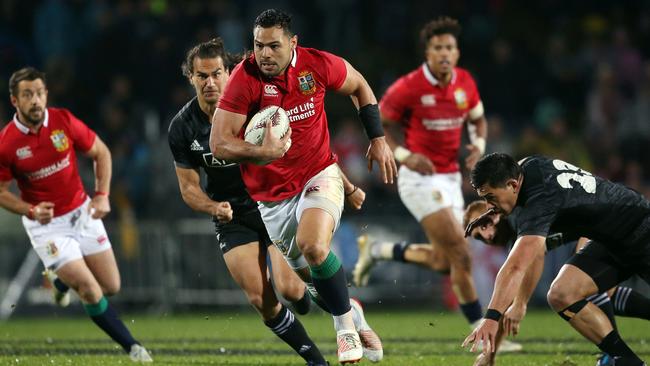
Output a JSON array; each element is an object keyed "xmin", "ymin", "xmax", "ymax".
[
  {"xmin": 0, "ymin": 108, "xmax": 96, "ymax": 216},
  {"xmin": 380, "ymin": 65, "xmax": 483, "ymax": 173},
  {"xmin": 218, "ymin": 46, "xmax": 346, "ymax": 201}
]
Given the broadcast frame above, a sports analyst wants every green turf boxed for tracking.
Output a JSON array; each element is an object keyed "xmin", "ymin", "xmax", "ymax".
[{"xmin": 1, "ymin": 309, "xmax": 648, "ymax": 365}]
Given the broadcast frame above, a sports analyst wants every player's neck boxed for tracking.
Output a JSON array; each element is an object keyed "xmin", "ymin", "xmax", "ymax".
[
  {"xmin": 198, "ymin": 99, "xmax": 217, "ymax": 121},
  {"xmin": 426, "ymin": 64, "xmax": 452, "ymax": 86}
]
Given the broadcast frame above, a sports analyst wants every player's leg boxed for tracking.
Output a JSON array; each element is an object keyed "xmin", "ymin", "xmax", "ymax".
[
  {"xmin": 84, "ymin": 249, "xmax": 121, "ymax": 296},
  {"xmin": 23, "ymin": 213, "xmax": 151, "ymax": 362},
  {"xmin": 420, "ymin": 208, "xmax": 482, "ymax": 323},
  {"xmin": 268, "ymin": 244, "xmax": 312, "ymax": 315},
  {"xmin": 547, "ymin": 242, "xmax": 644, "ymax": 366},
  {"xmin": 56, "ymin": 257, "xmax": 151, "ymax": 362},
  {"xmin": 353, "ymin": 237, "xmax": 449, "ymax": 286},
  {"xmin": 223, "ymin": 241, "xmax": 327, "ymax": 365},
  {"xmin": 612, "ymin": 286, "xmax": 650, "ymax": 320}
]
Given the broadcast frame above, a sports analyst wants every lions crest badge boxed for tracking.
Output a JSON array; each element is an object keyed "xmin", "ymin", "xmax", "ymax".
[
  {"xmin": 297, "ymin": 71, "xmax": 316, "ymax": 96},
  {"xmin": 46, "ymin": 241, "xmax": 59, "ymax": 257},
  {"xmin": 50, "ymin": 130, "xmax": 69, "ymax": 152},
  {"xmin": 453, "ymin": 88, "xmax": 468, "ymax": 110}
]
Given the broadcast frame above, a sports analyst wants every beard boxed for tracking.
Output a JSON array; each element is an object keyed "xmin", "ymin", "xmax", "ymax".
[{"xmin": 21, "ymin": 107, "xmax": 45, "ymax": 126}]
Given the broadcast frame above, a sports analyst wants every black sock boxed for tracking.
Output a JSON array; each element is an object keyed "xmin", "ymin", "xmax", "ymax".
[
  {"xmin": 587, "ymin": 292, "xmax": 617, "ymax": 330},
  {"xmin": 597, "ymin": 330, "xmax": 644, "ymax": 365},
  {"xmin": 306, "ymin": 282, "xmax": 331, "ymax": 313},
  {"xmin": 264, "ymin": 305, "xmax": 326, "ymax": 364},
  {"xmin": 460, "ymin": 300, "xmax": 483, "ymax": 324},
  {"xmin": 53, "ymin": 278, "xmax": 69, "ymax": 293},
  {"xmin": 613, "ymin": 286, "xmax": 650, "ymax": 320},
  {"xmin": 84, "ymin": 297, "xmax": 138, "ymax": 353},
  {"xmin": 291, "ymin": 289, "xmax": 312, "ymax": 315},
  {"xmin": 310, "ymin": 252, "xmax": 351, "ymax": 316},
  {"xmin": 392, "ymin": 242, "xmax": 411, "ymax": 262}
]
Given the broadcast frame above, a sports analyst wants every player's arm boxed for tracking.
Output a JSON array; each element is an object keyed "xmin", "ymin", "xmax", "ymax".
[
  {"xmin": 463, "ymin": 235, "xmax": 546, "ymax": 353},
  {"xmin": 487, "ymin": 235, "xmax": 546, "ymax": 314},
  {"xmin": 173, "ymin": 165, "xmax": 232, "ymax": 223},
  {"xmin": 210, "ymin": 109, "xmax": 290, "ymax": 163},
  {"xmin": 338, "ymin": 166, "xmax": 365, "ymax": 210},
  {"xmin": 504, "ymin": 249, "xmax": 545, "ymax": 336},
  {"xmin": 465, "ymin": 113, "xmax": 488, "ymax": 170},
  {"xmin": 0, "ymin": 180, "xmax": 54, "ymax": 224},
  {"xmin": 83, "ymin": 136, "xmax": 112, "ymax": 219},
  {"xmin": 336, "ymin": 59, "xmax": 397, "ymax": 184}
]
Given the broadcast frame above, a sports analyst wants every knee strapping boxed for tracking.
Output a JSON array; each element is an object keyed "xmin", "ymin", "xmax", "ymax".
[{"xmin": 558, "ymin": 299, "xmax": 589, "ymax": 321}]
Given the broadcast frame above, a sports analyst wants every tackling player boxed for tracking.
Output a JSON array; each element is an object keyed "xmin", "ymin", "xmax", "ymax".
[
  {"xmin": 210, "ymin": 9, "xmax": 393, "ymax": 364},
  {"xmin": 464, "ymin": 200, "xmax": 650, "ymax": 366},
  {"xmin": 463, "ymin": 153, "xmax": 649, "ymax": 366},
  {"xmin": 0, "ymin": 67, "xmax": 152, "ymax": 362}
]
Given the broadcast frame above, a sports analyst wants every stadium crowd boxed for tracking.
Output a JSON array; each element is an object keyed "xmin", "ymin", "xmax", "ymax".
[{"xmin": 1, "ymin": 0, "xmax": 649, "ymax": 222}]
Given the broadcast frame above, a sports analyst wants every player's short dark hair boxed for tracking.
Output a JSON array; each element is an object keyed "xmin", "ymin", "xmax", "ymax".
[
  {"xmin": 254, "ymin": 9, "xmax": 293, "ymax": 36},
  {"xmin": 9, "ymin": 67, "xmax": 46, "ymax": 96},
  {"xmin": 471, "ymin": 153, "xmax": 522, "ymax": 189},
  {"xmin": 420, "ymin": 16, "xmax": 461, "ymax": 47},
  {"xmin": 182, "ymin": 38, "xmax": 237, "ymax": 78}
]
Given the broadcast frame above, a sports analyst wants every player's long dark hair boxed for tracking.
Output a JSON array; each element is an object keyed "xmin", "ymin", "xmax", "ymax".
[
  {"xmin": 182, "ymin": 38, "xmax": 237, "ymax": 78},
  {"xmin": 471, "ymin": 153, "xmax": 522, "ymax": 189}
]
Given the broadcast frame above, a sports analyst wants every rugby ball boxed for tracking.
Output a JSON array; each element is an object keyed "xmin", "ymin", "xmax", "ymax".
[{"xmin": 244, "ymin": 106, "xmax": 290, "ymax": 146}]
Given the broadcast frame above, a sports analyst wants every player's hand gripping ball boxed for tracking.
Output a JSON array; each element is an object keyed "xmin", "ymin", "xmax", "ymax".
[{"xmin": 244, "ymin": 105, "xmax": 290, "ymax": 146}]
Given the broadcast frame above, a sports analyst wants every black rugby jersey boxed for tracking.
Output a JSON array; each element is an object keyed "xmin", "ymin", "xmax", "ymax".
[
  {"xmin": 514, "ymin": 156, "xmax": 650, "ymax": 248},
  {"xmin": 168, "ymin": 97, "xmax": 257, "ymax": 216}
]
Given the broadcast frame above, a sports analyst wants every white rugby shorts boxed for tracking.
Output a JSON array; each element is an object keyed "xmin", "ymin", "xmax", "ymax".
[
  {"xmin": 22, "ymin": 198, "xmax": 112, "ymax": 271},
  {"xmin": 258, "ymin": 163, "xmax": 344, "ymax": 270},
  {"xmin": 397, "ymin": 165, "xmax": 465, "ymax": 223}
]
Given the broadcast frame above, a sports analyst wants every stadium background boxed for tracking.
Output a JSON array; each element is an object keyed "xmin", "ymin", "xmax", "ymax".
[{"xmin": 1, "ymin": 0, "xmax": 649, "ymax": 315}]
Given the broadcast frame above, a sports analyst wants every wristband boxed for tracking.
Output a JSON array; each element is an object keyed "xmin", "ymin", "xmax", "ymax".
[
  {"xmin": 28, "ymin": 205, "xmax": 35, "ymax": 220},
  {"xmin": 484, "ymin": 308, "xmax": 502, "ymax": 321},
  {"xmin": 393, "ymin": 146, "xmax": 412, "ymax": 163},
  {"xmin": 345, "ymin": 186, "xmax": 358, "ymax": 197},
  {"xmin": 95, "ymin": 191, "xmax": 109, "ymax": 197},
  {"xmin": 358, "ymin": 104, "xmax": 384, "ymax": 139},
  {"xmin": 472, "ymin": 137, "xmax": 486, "ymax": 155}
]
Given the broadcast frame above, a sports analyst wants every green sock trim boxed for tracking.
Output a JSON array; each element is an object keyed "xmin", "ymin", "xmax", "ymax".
[
  {"xmin": 309, "ymin": 251, "xmax": 342, "ymax": 279},
  {"xmin": 84, "ymin": 297, "xmax": 108, "ymax": 317}
]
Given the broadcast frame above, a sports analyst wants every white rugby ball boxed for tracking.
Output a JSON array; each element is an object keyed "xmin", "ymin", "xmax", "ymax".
[{"xmin": 244, "ymin": 106, "xmax": 290, "ymax": 146}]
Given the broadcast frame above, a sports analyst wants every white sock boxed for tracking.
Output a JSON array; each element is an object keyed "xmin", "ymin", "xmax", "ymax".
[
  {"xmin": 350, "ymin": 302, "xmax": 370, "ymax": 331},
  {"xmin": 370, "ymin": 242, "xmax": 395, "ymax": 260},
  {"xmin": 333, "ymin": 309, "xmax": 356, "ymax": 331}
]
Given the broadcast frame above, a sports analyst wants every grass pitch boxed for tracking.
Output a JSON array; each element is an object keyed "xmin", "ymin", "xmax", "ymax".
[{"xmin": 1, "ymin": 308, "xmax": 648, "ymax": 365}]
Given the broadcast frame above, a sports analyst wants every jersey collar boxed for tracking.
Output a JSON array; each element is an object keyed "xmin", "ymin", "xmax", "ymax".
[
  {"xmin": 421, "ymin": 63, "xmax": 457, "ymax": 87},
  {"xmin": 13, "ymin": 109, "xmax": 49, "ymax": 134}
]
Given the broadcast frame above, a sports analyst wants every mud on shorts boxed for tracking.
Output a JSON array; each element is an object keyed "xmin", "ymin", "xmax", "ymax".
[
  {"xmin": 258, "ymin": 163, "xmax": 344, "ymax": 270},
  {"xmin": 397, "ymin": 165, "xmax": 465, "ymax": 223},
  {"xmin": 22, "ymin": 198, "xmax": 112, "ymax": 272}
]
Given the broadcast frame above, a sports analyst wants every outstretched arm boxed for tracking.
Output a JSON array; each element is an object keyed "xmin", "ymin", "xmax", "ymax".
[{"xmin": 463, "ymin": 235, "xmax": 546, "ymax": 353}]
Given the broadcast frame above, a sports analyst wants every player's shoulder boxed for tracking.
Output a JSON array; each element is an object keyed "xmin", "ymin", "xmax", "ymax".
[
  {"xmin": 297, "ymin": 46, "xmax": 337, "ymax": 60},
  {"xmin": 454, "ymin": 67, "xmax": 478, "ymax": 84},
  {"xmin": 168, "ymin": 98, "xmax": 198, "ymax": 132},
  {"xmin": 0, "ymin": 120, "xmax": 15, "ymax": 143}
]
